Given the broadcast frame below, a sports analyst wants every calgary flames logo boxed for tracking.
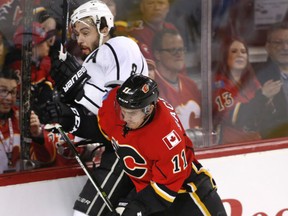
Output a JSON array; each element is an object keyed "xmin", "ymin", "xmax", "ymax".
[
  {"xmin": 0, "ymin": 0, "xmax": 22, "ymax": 26},
  {"xmin": 0, "ymin": 0, "xmax": 14, "ymax": 20},
  {"xmin": 141, "ymin": 84, "xmax": 149, "ymax": 93}
]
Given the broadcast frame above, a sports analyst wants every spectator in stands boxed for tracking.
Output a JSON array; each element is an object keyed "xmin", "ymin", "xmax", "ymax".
[
  {"xmin": 129, "ymin": 0, "xmax": 178, "ymax": 61},
  {"xmin": 29, "ymin": 110, "xmax": 76, "ymax": 167},
  {"xmin": 33, "ymin": 6, "xmax": 57, "ymax": 47},
  {"xmin": 0, "ymin": 68, "xmax": 20, "ymax": 174},
  {"xmin": 5, "ymin": 22, "xmax": 54, "ymax": 119},
  {"xmin": 33, "ymin": 6, "xmax": 58, "ymax": 56},
  {"xmin": 29, "ymin": 110, "xmax": 104, "ymax": 167},
  {"xmin": 212, "ymin": 36, "xmax": 282, "ymax": 144},
  {"xmin": 255, "ymin": 22, "xmax": 288, "ymax": 139},
  {"xmin": 152, "ymin": 28, "xmax": 201, "ymax": 130}
]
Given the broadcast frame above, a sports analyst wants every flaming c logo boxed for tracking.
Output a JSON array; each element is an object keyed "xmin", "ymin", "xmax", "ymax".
[
  {"xmin": 0, "ymin": 0, "xmax": 13, "ymax": 6},
  {"xmin": 0, "ymin": 0, "xmax": 23, "ymax": 26},
  {"xmin": 0, "ymin": 0, "xmax": 14, "ymax": 19}
]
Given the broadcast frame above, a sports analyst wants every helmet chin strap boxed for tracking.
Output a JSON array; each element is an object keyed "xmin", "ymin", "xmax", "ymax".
[
  {"xmin": 98, "ymin": 31, "xmax": 104, "ymax": 46},
  {"xmin": 122, "ymin": 106, "xmax": 155, "ymax": 137},
  {"xmin": 96, "ymin": 23, "xmax": 109, "ymax": 46},
  {"xmin": 138, "ymin": 105, "xmax": 155, "ymax": 128}
]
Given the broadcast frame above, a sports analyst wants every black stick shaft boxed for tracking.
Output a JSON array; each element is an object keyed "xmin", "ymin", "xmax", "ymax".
[
  {"xmin": 20, "ymin": 0, "xmax": 33, "ymax": 168},
  {"xmin": 56, "ymin": 125, "xmax": 116, "ymax": 213},
  {"xmin": 62, "ymin": 0, "xmax": 69, "ymax": 50}
]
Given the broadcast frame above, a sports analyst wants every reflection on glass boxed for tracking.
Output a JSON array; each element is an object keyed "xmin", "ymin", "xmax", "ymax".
[{"xmin": 0, "ymin": 0, "xmax": 288, "ymax": 175}]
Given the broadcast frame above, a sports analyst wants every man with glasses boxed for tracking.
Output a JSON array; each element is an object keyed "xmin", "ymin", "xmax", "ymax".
[
  {"xmin": 255, "ymin": 22, "xmax": 288, "ymax": 139},
  {"xmin": 5, "ymin": 21, "xmax": 55, "ymax": 115},
  {"xmin": 0, "ymin": 67, "xmax": 20, "ymax": 174},
  {"xmin": 152, "ymin": 28, "xmax": 201, "ymax": 131}
]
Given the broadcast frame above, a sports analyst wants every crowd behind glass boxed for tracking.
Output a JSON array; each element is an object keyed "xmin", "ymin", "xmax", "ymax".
[{"xmin": 0, "ymin": 0, "xmax": 288, "ymax": 173}]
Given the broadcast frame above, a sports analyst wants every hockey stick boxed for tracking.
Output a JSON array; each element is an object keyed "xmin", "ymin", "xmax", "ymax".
[
  {"xmin": 59, "ymin": 0, "xmax": 70, "ymax": 61},
  {"xmin": 44, "ymin": 124, "xmax": 116, "ymax": 213},
  {"xmin": 20, "ymin": 0, "xmax": 34, "ymax": 169}
]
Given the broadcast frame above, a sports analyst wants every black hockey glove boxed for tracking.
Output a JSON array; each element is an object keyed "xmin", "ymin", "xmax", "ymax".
[
  {"xmin": 31, "ymin": 81, "xmax": 54, "ymax": 122},
  {"xmin": 51, "ymin": 52, "xmax": 90, "ymax": 103},
  {"xmin": 42, "ymin": 100, "xmax": 78, "ymax": 132}
]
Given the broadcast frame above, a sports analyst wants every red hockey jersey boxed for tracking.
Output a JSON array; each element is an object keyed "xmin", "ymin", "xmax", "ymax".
[
  {"xmin": 213, "ymin": 73, "xmax": 262, "ymax": 143},
  {"xmin": 0, "ymin": 106, "xmax": 20, "ymax": 173},
  {"xmin": 30, "ymin": 129, "xmax": 77, "ymax": 166},
  {"xmin": 129, "ymin": 21, "xmax": 177, "ymax": 61},
  {"xmin": 154, "ymin": 71, "xmax": 201, "ymax": 129},
  {"xmin": 98, "ymin": 88, "xmax": 195, "ymax": 202}
]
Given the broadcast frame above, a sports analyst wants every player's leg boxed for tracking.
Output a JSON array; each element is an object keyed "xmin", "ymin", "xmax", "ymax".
[
  {"xmin": 73, "ymin": 150, "xmax": 134, "ymax": 216},
  {"xmin": 165, "ymin": 163, "xmax": 227, "ymax": 216}
]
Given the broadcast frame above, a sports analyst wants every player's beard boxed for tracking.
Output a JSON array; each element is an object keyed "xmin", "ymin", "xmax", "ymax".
[{"xmin": 81, "ymin": 40, "xmax": 100, "ymax": 60}]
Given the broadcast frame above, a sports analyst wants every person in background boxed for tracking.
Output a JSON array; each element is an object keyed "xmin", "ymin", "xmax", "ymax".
[
  {"xmin": 152, "ymin": 28, "xmax": 201, "ymax": 130},
  {"xmin": 33, "ymin": 6, "xmax": 57, "ymax": 48},
  {"xmin": 30, "ymin": 111, "xmax": 103, "ymax": 168},
  {"xmin": 212, "ymin": 36, "xmax": 282, "ymax": 144},
  {"xmin": 129, "ymin": 0, "xmax": 178, "ymax": 61},
  {"xmin": 0, "ymin": 67, "xmax": 20, "ymax": 174},
  {"xmin": 0, "ymin": 68, "xmax": 57, "ymax": 172},
  {"xmin": 254, "ymin": 22, "xmax": 288, "ymax": 139},
  {"xmin": 33, "ymin": 5, "xmax": 59, "ymax": 70},
  {"xmin": 92, "ymin": 74, "xmax": 227, "ymax": 216},
  {"xmin": 29, "ymin": 110, "xmax": 78, "ymax": 167},
  {"xmin": 5, "ymin": 22, "xmax": 55, "ymax": 118}
]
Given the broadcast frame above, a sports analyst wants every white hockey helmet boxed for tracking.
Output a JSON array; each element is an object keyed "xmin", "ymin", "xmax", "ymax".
[{"xmin": 70, "ymin": 0, "xmax": 114, "ymax": 32}]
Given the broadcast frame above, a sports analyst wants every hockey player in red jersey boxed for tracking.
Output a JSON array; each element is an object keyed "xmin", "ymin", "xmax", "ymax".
[
  {"xmin": 42, "ymin": 1, "xmax": 148, "ymax": 215},
  {"xmin": 84, "ymin": 74, "xmax": 227, "ymax": 215}
]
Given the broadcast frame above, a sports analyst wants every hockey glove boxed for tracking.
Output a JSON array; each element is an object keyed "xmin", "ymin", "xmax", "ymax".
[
  {"xmin": 31, "ymin": 81, "xmax": 54, "ymax": 122},
  {"xmin": 51, "ymin": 52, "xmax": 90, "ymax": 103},
  {"xmin": 42, "ymin": 100, "xmax": 77, "ymax": 132}
]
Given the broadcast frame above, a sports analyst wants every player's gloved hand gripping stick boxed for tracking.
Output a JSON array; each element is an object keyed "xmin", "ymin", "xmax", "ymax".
[
  {"xmin": 51, "ymin": 46, "xmax": 91, "ymax": 103},
  {"xmin": 44, "ymin": 123, "xmax": 117, "ymax": 214},
  {"xmin": 51, "ymin": 0, "xmax": 90, "ymax": 103}
]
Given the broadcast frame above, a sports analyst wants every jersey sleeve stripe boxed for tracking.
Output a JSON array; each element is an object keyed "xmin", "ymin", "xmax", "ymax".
[
  {"xmin": 86, "ymin": 81, "xmax": 107, "ymax": 93},
  {"xmin": 104, "ymin": 42, "xmax": 120, "ymax": 80},
  {"xmin": 82, "ymin": 94, "xmax": 101, "ymax": 109}
]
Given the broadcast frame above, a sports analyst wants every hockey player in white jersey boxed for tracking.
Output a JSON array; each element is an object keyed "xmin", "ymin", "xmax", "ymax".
[
  {"xmin": 41, "ymin": 1, "xmax": 148, "ymax": 215},
  {"xmin": 70, "ymin": 3, "xmax": 148, "ymax": 114},
  {"xmin": 51, "ymin": 0, "xmax": 148, "ymax": 115}
]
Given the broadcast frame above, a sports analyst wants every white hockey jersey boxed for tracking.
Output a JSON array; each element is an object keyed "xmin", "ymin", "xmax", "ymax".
[{"xmin": 76, "ymin": 36, "xmax": 148, "ymax": 114}]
